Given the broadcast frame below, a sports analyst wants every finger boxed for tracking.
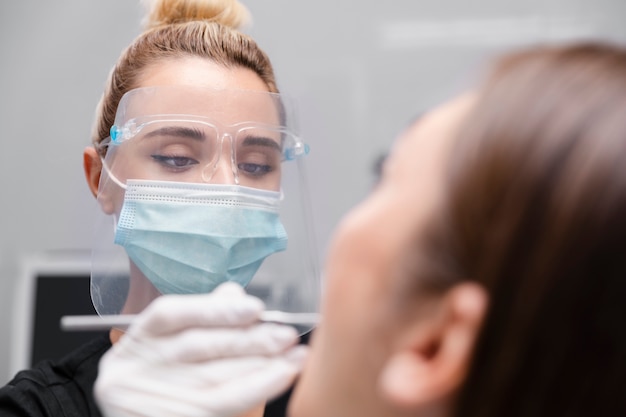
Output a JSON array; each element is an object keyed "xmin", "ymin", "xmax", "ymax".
[
  {"xmin": 132, "ymin": 291, "xmax": 265, "ymax": 336},
  {"xmin": 210, "ymin": 282, "xmax": 247, "ymax": 297},
  {"xmin": 139, "ymin": 323, "xmax": 300, "ymax": 362},
  {"xmin": 137, "ymin": 347, "xmax": 308, "ymax": 415},
  {"xmin": 96, "ymin": 347, "xmax": 310, "ymax": 417},
  {"xmin": 97, "ymin": 384, "xmax": 222, "ymax": 417},
  {"xmin": 100, "ymin": 345, "xmax": 308, "ymax": 391},
  {"xmin": 197, "ymin": 345, "xmax": 310, "ymax": 413},
  {"xmin": 125, "ymin": 356, "xmax": 287, "ymax": 388}
]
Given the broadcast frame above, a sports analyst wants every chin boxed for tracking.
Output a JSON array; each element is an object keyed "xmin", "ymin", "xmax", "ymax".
[
  {"xmin": 286, "ymin": 381, "xmax": 308, "ymax": 417},
  {"xmin": 287, "ymin": 374, "xmax": 326, "ymax": 417}
]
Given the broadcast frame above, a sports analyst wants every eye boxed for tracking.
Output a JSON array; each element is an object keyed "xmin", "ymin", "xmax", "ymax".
[
  {"xmin": 151, "ymin": 154, "xmax": 199, "ymax": 169},
  {"xmin": 237, "ymin": 162, "xmax": 273, "ymax": 176}
]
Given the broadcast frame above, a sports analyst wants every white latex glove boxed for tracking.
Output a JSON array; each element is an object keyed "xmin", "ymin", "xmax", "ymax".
[{"xmin": 94, "ymin": 282, "xmax": 309, "ymax": 417}]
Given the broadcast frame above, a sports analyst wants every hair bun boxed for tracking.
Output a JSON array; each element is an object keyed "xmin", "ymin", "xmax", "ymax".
[{"xmin": 141, "ymin": 0, "xmax": 251, "ymax": 30}]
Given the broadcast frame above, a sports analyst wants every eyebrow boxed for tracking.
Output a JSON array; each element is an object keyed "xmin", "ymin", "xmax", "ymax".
[
  {"xmin": 242, "ymin": 135, "xmax": 282, "ymax": 151},
  {"xmin": 141, "ymin": 127, "xmax": 282, "ymax": 151},
  {"xmin": 143, "ymin": 126, "xmax": 206, "ymax": 141}
]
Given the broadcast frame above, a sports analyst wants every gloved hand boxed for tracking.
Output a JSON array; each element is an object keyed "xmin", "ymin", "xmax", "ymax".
[{"xmin": 94, "ymin": 282, "xmax": 308, "ymax": 417}]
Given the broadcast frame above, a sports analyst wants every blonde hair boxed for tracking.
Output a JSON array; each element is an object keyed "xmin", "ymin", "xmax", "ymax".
[
  {"xmin": 91, "ymin": 0, "xmax": 277, "ymax": 154},
  {"xmin": 141, "ymin": 0, "xmax": 251, "ymax": 30}
]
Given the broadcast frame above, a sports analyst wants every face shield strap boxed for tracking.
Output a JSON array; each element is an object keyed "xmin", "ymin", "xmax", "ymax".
[
  {"xmin": 284, "ymin": 141, "xmax": 310, "ymax": 161},
  {"xmin": 99, "ymin": 155, "xmax": 128, "ymax": 190}
]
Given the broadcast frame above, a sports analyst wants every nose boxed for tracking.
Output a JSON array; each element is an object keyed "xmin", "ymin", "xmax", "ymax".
[
  {"xmin": 200, "ymin": 133, "xmax": 239, "ymax": 184},
  {"xmin": 204, "ymin": 159, "xmax": 238, "ymax": 184}
]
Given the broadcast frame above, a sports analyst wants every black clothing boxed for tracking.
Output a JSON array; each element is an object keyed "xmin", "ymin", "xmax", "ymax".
[
  {"xmin": 0, "ymin": 335, "xmax": 110, "ymax": 417},
  {"xmin": 0, "ymin": 331, "xmax": 310, "ymax": 417}
]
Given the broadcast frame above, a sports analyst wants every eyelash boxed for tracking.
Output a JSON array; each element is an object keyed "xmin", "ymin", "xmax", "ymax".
[
  {"xmin": 149, "ymin": 150, "xmax": 279, "ymax": 181},
  {"xmin": 238, "ymin": 162, "xmax": 273, "ymax": 176},
  {"xmin": 151, "ymin": 154, "xmax": 199, "ymax": 169}
]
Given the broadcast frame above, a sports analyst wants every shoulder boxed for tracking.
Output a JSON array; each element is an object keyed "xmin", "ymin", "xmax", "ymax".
[{"xmin": 0, "ymin": 335, "xmax": 111, "ymax": 417}]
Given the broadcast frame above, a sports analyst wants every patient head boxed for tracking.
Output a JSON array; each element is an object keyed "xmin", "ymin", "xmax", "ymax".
[{"xmin": 290, "ymin": 42, "xmax": 626, "ymax": 417}]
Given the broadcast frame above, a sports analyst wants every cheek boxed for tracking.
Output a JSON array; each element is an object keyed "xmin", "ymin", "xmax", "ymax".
[
  {"xmin": 290, "ymin": 208, "xmax": 404, "ymax": 417},
  {"xmin": 323, "ymin": 211, "xmax": 385, "ymax": 316},
  {"xmin": 319, "ymin": 201, "xmax": 407, "ymax": 350},
  {"xmin": 322, "ymin": 191, "xmax": 418, "ymax": 315},
  {"xmin": 97, "ymin": 184, "xmax": 125, "ymax": 216}
]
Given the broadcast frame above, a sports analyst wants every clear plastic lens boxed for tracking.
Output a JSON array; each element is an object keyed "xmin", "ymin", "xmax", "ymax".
[
  {"xmin": 105, "ymin": 118, "xmax": 303, "ymax": 190},
  {"xmin": 92, "ymin": 86, "xmax": 320, "ymax": 333}
]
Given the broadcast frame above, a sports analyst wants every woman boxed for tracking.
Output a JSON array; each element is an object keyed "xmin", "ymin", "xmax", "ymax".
[
  {"xmin": 0, "ymin": 0, "xmax": 317, "ymax": 416},
  {"xmin": 96, "ymin": 41, "xmax": 626, "ymax": 417},
  {"xmin": 290, "ymin": 41, "xmax": 626, "ymax": 417}
]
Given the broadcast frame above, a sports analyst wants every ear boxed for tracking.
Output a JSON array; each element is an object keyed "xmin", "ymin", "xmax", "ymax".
[
  {"xmin": 83, "ymin": 146, "xmax": 102, "ymax": 197},
  {"xmin": 83, "ymin": 146, "xmax": 115, "ymax": 214},
  {"xmin": 378, "ymin": 282, "xmax": 487, "ymax": 410}
]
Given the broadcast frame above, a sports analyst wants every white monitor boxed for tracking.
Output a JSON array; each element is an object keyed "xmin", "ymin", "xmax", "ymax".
[{"xmin": 9, "ymin": 251, "xmax": 109, "ymax": 377}]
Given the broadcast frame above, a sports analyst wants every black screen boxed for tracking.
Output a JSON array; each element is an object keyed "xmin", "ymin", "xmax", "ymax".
[{"xmin": 30, "ymin": 275, "xmax": 108, "ymax": 366}]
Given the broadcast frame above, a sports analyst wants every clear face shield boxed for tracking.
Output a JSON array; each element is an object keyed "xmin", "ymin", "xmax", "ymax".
[{"xmin": 91, "ymin": 86, "xmax": 319, "ymax": 333}]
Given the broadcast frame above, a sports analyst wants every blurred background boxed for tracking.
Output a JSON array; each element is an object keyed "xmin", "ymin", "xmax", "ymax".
[{"xmin": 1, "ymin": 0, "xmax": 625, "ymax": 383}]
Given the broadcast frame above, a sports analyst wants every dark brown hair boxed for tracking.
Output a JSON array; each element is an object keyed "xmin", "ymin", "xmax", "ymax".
[{"xmin": 423, "ymin": 42, "xmax": 626, "ymax": 416}]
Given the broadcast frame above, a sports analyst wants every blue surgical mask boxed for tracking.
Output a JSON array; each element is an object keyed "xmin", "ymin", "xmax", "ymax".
[{"xmin": 114, "ymin": 179, "xmax": 288, "ymax": 294}]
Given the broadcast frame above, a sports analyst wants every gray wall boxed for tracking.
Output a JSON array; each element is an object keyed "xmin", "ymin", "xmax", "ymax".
[{"xmin": 1, "ymin": 0, "xmax": 625, "ymax": 383}]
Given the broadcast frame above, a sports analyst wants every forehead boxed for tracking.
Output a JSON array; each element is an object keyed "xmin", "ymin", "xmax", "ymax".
[
  {"xmin": 117, "ymin": 86, "xmax": 282, "ymax": 127},
  {"xmin": 120, "ymin": 57, "xmax": 280, "ymax": 126},
  {"xmin": 139, "ymin": 56, "xmax": 269, "ymax": 92},
  {"xmin": 386, "ymin": 93, "xmax": 477, "ymax": 184}
]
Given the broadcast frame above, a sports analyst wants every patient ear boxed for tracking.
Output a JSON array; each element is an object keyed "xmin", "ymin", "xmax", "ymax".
[
  {"xmin": 378, "ymin": 282, "xmax": 487, "ymax": 411},
  {"xmin": 83, "ymin": 146, "xmax": 114, "ymax": 214}
]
